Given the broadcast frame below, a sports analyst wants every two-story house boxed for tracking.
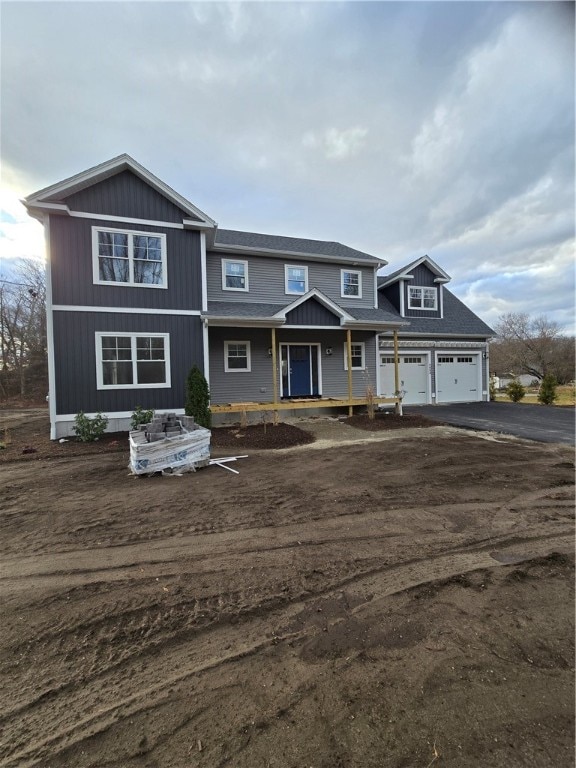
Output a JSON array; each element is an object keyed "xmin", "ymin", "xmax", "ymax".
[{"xmin": 24, "ymin": 155, "xmax": 493, "ymax": 439}]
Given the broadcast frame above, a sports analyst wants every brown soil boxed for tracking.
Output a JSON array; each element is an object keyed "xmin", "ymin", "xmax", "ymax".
[
  {"xmin": 346, "ymin": 411, "xmax": 440, "ymax": 431},
  {"xmin": 0, "ymin": 410, "xmax": 574, "ymax": 768}
]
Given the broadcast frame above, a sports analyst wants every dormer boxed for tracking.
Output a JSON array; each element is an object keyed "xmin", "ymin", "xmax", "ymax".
[{"xmin": 378, "ymin": 255, "xmax": 450, "ymax": 319}]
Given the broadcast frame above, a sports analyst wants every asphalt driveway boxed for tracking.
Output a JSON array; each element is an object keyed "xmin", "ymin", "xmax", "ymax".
[{"xmin": 407, "ymin": 402, "xmax": 575, "ymax": 445}]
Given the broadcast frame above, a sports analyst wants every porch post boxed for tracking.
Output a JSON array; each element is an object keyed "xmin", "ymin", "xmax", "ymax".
[
  {"xmin": 271, "ymin": 327, "xmax": 278, "ymax": 421},
  {"xmin": 346, "ymin": 328, "xmax": 353, "ymax": 416},
  {"xmin": 393, "ymin": 329, "xmax": 402, "ymax": 416}
]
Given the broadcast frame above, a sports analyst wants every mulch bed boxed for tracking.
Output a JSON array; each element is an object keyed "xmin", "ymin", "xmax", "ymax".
[
  {"xmin": 346, "ymin": 411, "xmax": 442, "ymax": 431},
  {"xmin": 0, "ymin": 431, "xmax": 128, "ymax": 463},
  {"xmin": 210, "ymin": 423, "xmax": 315, "ymax": 450}
]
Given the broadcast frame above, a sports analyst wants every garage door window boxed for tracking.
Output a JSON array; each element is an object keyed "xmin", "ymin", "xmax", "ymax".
[
  {"xmin": 438, "ymin": 356, "xmax": 453, "ymax": 363},
  {"xmin": 458, "ymin": 356, "xmax": 473, "ymax": 363}
]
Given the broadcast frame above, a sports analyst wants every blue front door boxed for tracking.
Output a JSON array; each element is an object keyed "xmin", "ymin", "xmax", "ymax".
[{"xmin": 289, "ymin": 345, "xmax": 311, "ymax": 396}]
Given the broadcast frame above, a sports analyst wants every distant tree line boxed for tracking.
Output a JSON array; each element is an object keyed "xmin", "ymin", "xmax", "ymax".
[
  {"xmin": 490, "ymin": 313, "xmax": 575, "ymax": 385},
  {"xmin": 0, "ymin": 260, "xmax": 47, "ymax": 401}
]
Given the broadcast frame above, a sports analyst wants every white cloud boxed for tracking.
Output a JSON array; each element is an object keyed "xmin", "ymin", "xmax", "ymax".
[{"xmin": 302, "ymin": 126, "xmax": 369, "ymax": 161}]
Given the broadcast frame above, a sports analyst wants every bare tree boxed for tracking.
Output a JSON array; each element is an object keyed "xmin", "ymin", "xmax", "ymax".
[
  {"xmin": 0, "ymin": 259, "xmax": 47, "ymax": 399},
  {"xmin": 491, "ymin": 312, "xmax": 574, "ymax": 384}
]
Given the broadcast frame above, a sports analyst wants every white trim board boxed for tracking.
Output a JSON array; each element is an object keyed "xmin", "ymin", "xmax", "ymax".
[
  {"xmin": 45, "ymin": 217, "xmax": 58, "ymax": 440},
  {"xmin": 53, "ymin": 305, "xmax": 201, "ymax": 316}
]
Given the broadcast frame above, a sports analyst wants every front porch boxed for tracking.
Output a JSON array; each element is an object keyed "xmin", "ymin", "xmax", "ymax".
[{"xmin": 208, "ymin": 326, "xmax": 404, "ymax": 418}]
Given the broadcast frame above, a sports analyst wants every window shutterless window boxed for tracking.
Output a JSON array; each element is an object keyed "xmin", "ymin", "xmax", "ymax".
[
  {"xmin": 341, "ymin": 269, "xmax": 362, "ymax": 298},
  {"xmin": 224, "ymin": 341, "xmax": 251, "ymax": 372},
  {"xmin": 96, "ymin": 333, "xmax": 170, "ymax": 389},
  {"xmin": 343, "ymin": 342, "xmax": 366, "ymax": 370},
  {"xmin": 222, "ymin": 259, "xmax": 249, "ymax": 291},
  {"xmin": 285, "ymin": 265, "xmax": 308, "ymax": 295},
  {"xmin": 408, "ymin": 286, "xmax": 437, "ymax": 310},
  {"xmin": 92, "ymin": 227, "xmax": 167, "ymax": 288}
]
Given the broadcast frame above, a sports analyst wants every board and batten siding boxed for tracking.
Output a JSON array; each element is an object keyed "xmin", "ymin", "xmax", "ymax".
[
  {"xmin": 49, "ymin": 215, "xmax": 203, "ymax": 310},
  {"xmin": 52, "ymin": 311, "xmax": 204, "ymax": 415},
  {"xmin": 209, "ymin": 327, "xmax": 377, "ymax": 404},
  {"xmin": 207, "ymin": 253, "xmax": 376, "ymax": 308},
  {"xmin": 402, "ymin": 264, "xmax": 442, "ymax": 319},
  {"xmin": 285, "ymin": 298, "xmax": 340, "ymax": 326},
  {"xmin": 61, "ymin": 170, "xmax": 196, "ymax": 223}
]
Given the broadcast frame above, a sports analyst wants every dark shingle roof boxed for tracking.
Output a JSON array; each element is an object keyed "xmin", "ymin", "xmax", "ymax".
[
  {"xmin": 205, "ymin": 301, "xmax": 285, "ymax": 318},
  {"xmin": 347, "ymin": 307, "xmax": 409, "ymax": 325},
  {"xmin": 400, "ymin": 290, "xmax": 494, "ymax": 336},
  {"xmin": 213, "ymin": 229, "xmax": 381, "ymax": 264}
]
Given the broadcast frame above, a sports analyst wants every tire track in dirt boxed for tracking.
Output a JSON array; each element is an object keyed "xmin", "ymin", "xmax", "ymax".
[
  {"xmin": 1, "ymin": 482, "xmax": 573, "ymax": 591},
  {"xmin": 1, "ymin": 531, "xmax": 572, "ymax": 768}
]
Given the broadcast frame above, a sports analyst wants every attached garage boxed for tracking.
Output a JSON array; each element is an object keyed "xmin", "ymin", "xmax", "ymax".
[
  {"xmin": 380, "ymin": 353, "xmax": 430, "ymax": 405},
  {"xmin": 435, "ymin": 353, "xmax": 481, "ymax": 403}
]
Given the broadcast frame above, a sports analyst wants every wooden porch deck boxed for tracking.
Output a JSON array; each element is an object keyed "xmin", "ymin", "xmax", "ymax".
[{"xmin": 210, "ymin": 396, "xmax": 400, "ymax": 416}]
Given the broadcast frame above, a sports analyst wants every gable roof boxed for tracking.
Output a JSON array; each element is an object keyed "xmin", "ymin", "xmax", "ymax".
[
  {"xmin": 24, "ymin": 154, "xmax": 216, "ymax": 227},
  {"xmin": 213, "ymin": 229, "xmax": 384, "ymax": 266},
  {"xmin": 273, "ymin": 288, "xmax": 354, "ymax": 322},
  {"xmin": 378, "ymin": 255, "xmax": 451, "ymax": 288}
]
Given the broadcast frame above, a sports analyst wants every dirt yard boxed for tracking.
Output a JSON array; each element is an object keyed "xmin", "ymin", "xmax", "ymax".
[{"xmin": 0, "ymin": 410, "xmax": 574, "ymax": 768}]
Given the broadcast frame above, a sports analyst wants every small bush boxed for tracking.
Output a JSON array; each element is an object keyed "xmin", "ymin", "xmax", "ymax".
[
  {"xmin": 131, "ymin": 405, "xmax": 154, "ymax": 430},
  {"xmin": 506, "ymin": 380, "xmax": 526, "ymax": 403},
  {"xmin": 538, "ymin": 374, "xmax": 558, "ymax": 405},
  {"xmin": 73, "ymin": 411, "xmax": 109, "ymax": 442},
  {"xmin": 185, "ymin": 366, "xmax": 211, "ymax": 428}
]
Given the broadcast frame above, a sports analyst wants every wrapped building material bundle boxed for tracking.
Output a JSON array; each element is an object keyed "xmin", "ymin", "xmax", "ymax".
[{"xmin": 129, "ymin": 412, "xmax": 210, "ymax": 475}]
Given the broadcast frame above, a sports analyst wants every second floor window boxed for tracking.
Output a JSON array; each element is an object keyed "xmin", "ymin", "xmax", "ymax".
[
  {"xmin": 285, "ymin": 265, "xmax": 308, "ymax": 295},
  {"xmin": 408, "ymin": 286, "xmax": 437, "ymax": 310},
  {"xmin": 341, "ymin": 269, "xmax": 362, "ymax": 298},
  {"xmin": 222, "ymin": 259, "xmax": 248, "ymax": 291},
  {"xmin": 93, "ymin": 227, "xmax": 167, "ymax": 288}
]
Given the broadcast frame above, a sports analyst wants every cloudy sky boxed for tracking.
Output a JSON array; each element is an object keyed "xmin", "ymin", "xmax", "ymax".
[{"xmin": 1, "ymin": 1, "xmax": 574, "ymax": 332}]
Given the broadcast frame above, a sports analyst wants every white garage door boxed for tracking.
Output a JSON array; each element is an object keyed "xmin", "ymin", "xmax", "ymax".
[
  {"xmin": 436, "ymin": 355, "xmax": 480, "ymax": 403},
  {"xmin": 380, "ymin": 355, "xmax": 429, "ymax": 405}
]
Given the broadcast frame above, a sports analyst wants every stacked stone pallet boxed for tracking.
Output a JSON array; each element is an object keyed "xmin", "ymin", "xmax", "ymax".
[{"xmin": 129, "ymin": 411, "xmax": 211, "ymax": 475}]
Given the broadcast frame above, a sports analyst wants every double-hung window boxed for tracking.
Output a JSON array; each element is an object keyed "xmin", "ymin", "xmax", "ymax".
[
  {"xmin": 224, "ymin": 341, "xmax": 251, "ymax": 372},
  {"xmin": 343, "ymin": 342, "xmax": 366, "ymax": 370},
  {"xmin": 408, "ymin": 286, "xmax": 437, "ymax": 310},
  {"xmin": 96, "ymin": 333, "xmax": 170, "ymax": 389},
  {"xmin": 285, "ymin": 265, "xmax": 308, "ymax": 295},
  {"xmin": 341, "ymin": 269, "xmax": 362, "ymax": 298},
  {"xmin": 93, "ymin": 227, "xmax": 167, "ymax": 288},
  {"xmin": 222, "ymin": 259, "xmax": 248, "ymax": 291}
]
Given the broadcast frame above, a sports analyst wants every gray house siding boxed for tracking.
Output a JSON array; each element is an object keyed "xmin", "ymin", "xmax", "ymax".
[
  {"xmin": 49, "ymin": 215, "xmax": 203, "ymax": 310},
  {"xmin": 60, "ymin": 170, "xmax": 191, "ymax": 223},
  {"xmin": 209, "ymin": 327, "xmax": 377, "ymax": 404},
  {"xmin": 403, "ymin": 265, "xmax": 442, "ymax": 319},
  {"xmin": 52, "ymin": 311, "xmax": 204, "ymax": 415},
  {"xmin": 285, "ymin": 298, "xmax": 341, "ymax": 326},
  {"xmin": 207, "ymin": 253, "xmax": 375, "ymax": 308}
]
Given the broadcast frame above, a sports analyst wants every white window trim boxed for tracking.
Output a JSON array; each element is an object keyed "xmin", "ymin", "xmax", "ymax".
[
  {"xmin": 340, "ymin": 269, "xmax": 362, "ymax": 299},
  {"xmin": 343, "ymin": 341, "xmax": 366, "ymax": 371},
  {"xmin": 92, "ymin": 226, "xmax": 168, "ymax": 289},
  {"xmin": 284, "ymin": 264, "xmax": 309, "ymax": 295},
  {"xmin": 221, "ymin": 258, "xmax": 249, "ymax": 292},
  {"xmin": 95, "ymin": 332, "xmax": 171, "ymax": 390},
  {"xmin": 224, "ymin": 340, "xmax": 252, "ymax": 373},
  {"xmin": 408, "ymin": 285, "xmax": 437, "ymax": 311}
]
